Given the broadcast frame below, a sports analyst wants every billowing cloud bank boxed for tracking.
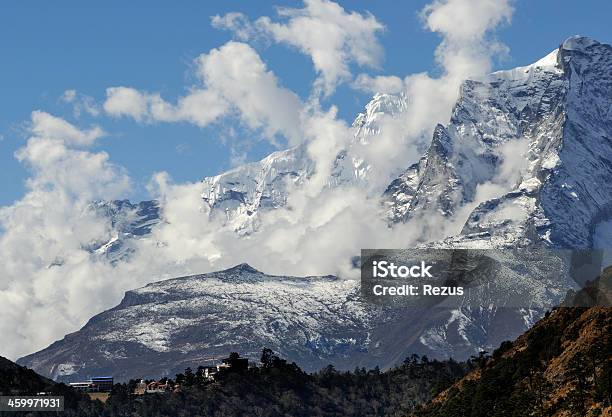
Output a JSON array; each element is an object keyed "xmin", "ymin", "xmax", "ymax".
[{"xmin": 0, "ymin": 0, "xmax": 514, "ymax": 360}]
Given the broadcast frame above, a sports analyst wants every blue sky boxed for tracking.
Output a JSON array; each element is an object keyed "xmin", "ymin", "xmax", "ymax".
[{"xmin": 1, "ymin": 0, "xmax": 610, "ymax": 206}]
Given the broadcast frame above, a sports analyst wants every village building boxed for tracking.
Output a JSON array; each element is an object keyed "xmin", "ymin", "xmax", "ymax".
[
  {"xmin": 203, "ymin": 366, "xmax": 219, "ymax": 380},
  {"xmin": 132, "ymin": 354, "xmax": 250, "ymax": 395},
  {"xmin": 69, "ymin": 376, "xmax": 114, "ymax": 393},
  {"xmin": 134, "ymin": 380, "xmax": 147, "ymax": 395},
  {"xmin": 133, "ymin": 379, "xmax": 174, "ymax": 395}
]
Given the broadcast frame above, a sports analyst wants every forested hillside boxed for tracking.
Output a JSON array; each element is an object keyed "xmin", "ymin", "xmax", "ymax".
[{"xmin": 414, "ymin": 307, "xmax": 612, "ymax": 417}]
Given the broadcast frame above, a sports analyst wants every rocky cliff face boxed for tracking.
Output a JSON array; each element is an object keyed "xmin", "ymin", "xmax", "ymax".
[{"xmin": 386, "ymin": 37, "xmax": 612, "ymax": 250}]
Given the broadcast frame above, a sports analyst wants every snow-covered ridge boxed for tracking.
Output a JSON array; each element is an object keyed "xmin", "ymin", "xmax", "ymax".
[
  {"xmin": 191, "ymin": 36, "xmax": 611, "ymax": 246},
  {"xmin": 483, "ymin": 48, "xmax": 561, "ymax": 83},
  {"xmin": 92, "ymin": 37, "xmax": 612, "ymax": 255},
  {"xmin": 91, "ymin": 36, "xmax": 612, "ymax": 258},
  {"xmin": 92, "ymin": 36, "xmax": 611, "ymax": 253},
  {"xmin": 19, "ymin": 264, "xmax": 385, "ymax": 380},
  {"xmin": 352, "ymin": 93, "xmax": 408, "ymax": 141},
  {"xmin": 200, "ymin": 146, "xmax": 314, "ymax": 235},
  {"xmin": 197, "ymin": 92, "xmax": 408, "ymax": 234}
]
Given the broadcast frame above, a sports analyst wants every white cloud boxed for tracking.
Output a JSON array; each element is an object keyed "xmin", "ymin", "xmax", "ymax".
[
  {"xmin": 61, "ymin": 89, "xmax": 77, "ymax": 103},
  {"xmin": 104, "ymin": 86, "xmax": 228, "ymax": 127},
  {"xmin": 422, "ymin": 0, "xmax": 513, "ymax": 44},
  {"xmin": 104, "ymin": 42, "xmax": 303, "ymax": 145},
  {"xmin": 422, "ymin": 0, "xmax": 512, "ymax": 80},
  {"xmin": 0, "ymin": 112, "xmax": 131, "ymax": 359},
  {"xmin": 60, "ymin": 89, "xmax": 101, "ymax": 117},
  {"xmin": 355, "ymin": 0, "xmax": 514, "ymax": 146},
  {"xmin": 197, "ymin": 41, "xmax": 303, "ymax": 144},
  {"xmin": 213, "ymin": 0, "xmax": 385, "ymax": 96},
  {"xmin": 342, "ymin": 0, "xmax": 515, "ymax": 230},
  {"xmin": 104, "ymin": 87, "xmax": 151, "ymax": 121},
  {"xmin": 352, "ymin": 74, "xmax": 404, "ymax": 95},
  {"xmin": 29, "ymin": 110, "xmax": 104, "ymax": 147},
  {"xmin": 211, "ymin": 12, "xmax": 259, "ymax": 41}
]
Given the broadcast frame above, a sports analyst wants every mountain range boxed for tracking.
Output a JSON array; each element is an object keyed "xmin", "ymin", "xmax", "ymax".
[{"xmin": 18, "ymin": 36, "xmax": 612, "ymax": 382}]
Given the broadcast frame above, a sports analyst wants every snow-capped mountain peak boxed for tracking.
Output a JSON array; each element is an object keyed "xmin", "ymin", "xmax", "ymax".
[
  {"xmin": 385, "ymin": 36, "xmax": 612, "ymax": 250},
  {"xmin": 352, "ymin": 93, "xmax": 408, "ymax": 142}
]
